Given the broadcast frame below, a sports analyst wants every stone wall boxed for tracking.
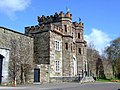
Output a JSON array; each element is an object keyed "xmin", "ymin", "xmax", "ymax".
[
  {"xmin": 49, "ymin": 76, "xmax": 81, "ymax": 82},
  {"xmin": 33, "ymin": 31, "xmax": 50, "ymax": 64},
  {"xmin": 62, "ymin": 37, "xmax": 73, "ymax": 76},
  {"xmin": 0, "ymin": 48, "xmax": 9, "ymax": 83},
  {"xmin": 49, "ymin": 31, "xmax": 63, "ymax": 77},
  {"xmin": 40, "ymin": 64, "xmax": 50, "ymax": 83},
  {"xmin": 0, "ymin": 27, "xmax": 34, "ymax": 84}
]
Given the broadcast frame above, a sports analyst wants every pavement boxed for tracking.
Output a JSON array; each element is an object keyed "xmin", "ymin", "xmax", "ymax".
[{"xmin": 0, "ymin": 82, "xmax": 120, "ymax": 90}]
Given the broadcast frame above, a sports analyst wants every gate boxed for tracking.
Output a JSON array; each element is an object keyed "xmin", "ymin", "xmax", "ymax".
[{"xmin": 34, "ymin": 68, "xmax": 40, "ymax": 82}]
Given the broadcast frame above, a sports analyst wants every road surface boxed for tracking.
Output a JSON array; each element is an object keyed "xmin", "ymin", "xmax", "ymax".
[{"xmin": 0, "ymin": 82, "xmax": 120, "ymax": 90}]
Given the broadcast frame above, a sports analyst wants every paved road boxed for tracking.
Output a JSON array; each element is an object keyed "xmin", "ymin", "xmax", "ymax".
[{"xmin": 0, "ymin": 82, "xmax": 120, "ymax": 90}]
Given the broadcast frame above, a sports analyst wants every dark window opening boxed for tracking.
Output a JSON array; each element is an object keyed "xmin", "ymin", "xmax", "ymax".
[
  {"xmin": 64, "ymin": 25, "xmax": 67, "ymax": 32},
  {"xmin": 65, "ymin": 43, "xmax": 68, "ymax": 50},
  {"xmin": 78, "ymin": 33, "xmax": 80, "ymax": 39},
  {"xmin": 79, "ymin": 48, "xmax": 81, "ymax": 54}
]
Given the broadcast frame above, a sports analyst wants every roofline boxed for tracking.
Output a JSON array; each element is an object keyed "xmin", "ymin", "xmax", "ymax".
[{"xmin": 0, "ymin": 26, "xmax": 32, "ymax": 38}]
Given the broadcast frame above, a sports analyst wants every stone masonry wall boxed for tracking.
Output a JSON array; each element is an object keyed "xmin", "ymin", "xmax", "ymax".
[
  {"xmin": 62, "ymin": 37, "xmax": 73, "ymax": 76},
  {"xmin": 49, "ymin": 31, "xmax": 63, "ymax": 77},
  {"xmin": 34, "ymin": 31, "xmax": 50, "ymax": 64},
  {"xmin": 0, "ymin": 27, "xmax": 34, "ymax": 84},
  {"xmin": 76, "ymin": 43, "xmax": 85, "ymax": 74}
]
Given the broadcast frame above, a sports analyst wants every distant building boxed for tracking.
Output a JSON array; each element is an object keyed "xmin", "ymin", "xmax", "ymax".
[{"xmin": 0, "ymin": 11, "xmax": 87, "ymax": 84}]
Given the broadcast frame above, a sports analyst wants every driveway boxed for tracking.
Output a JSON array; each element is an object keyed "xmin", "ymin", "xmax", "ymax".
[{"xmin": 0, "ymin": 82, "xmax": 120, "ymax": 90}]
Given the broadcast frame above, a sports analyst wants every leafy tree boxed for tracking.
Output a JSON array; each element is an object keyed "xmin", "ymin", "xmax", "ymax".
[{"xmin": 105, "ymin": 37, "xmax": 120, "ymax": 78}]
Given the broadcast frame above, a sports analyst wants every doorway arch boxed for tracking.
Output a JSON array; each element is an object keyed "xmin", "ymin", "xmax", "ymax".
[
  {"xmin": 73, "ymin": 57, "xmax": 77, "ymax": 76},
  {"xmin": 0, "ymin": 54, "xmax": 4, "ymax": 84}
]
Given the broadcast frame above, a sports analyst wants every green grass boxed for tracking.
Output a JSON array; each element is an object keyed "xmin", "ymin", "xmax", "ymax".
[
  {"xmin": 96, "ymin": 78, "xmax": 120, "ymax": 83},
  {"xmin": 96, "ymin": 79, "xmax": 111, "ymax": 82}
]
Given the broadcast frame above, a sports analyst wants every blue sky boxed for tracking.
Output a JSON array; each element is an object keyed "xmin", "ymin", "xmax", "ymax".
[{"xmin": 0, "ymin": 0, "xmax": 120, "ymax": 53}]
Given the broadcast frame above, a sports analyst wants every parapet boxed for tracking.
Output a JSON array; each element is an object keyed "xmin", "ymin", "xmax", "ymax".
[
  {"xmin": 73, "ymin": 22, "xmax": 84, "ymax": 29},
  {"xmin": 25, "ymin": 25, "xmax": 40, "ymax": 34},
  {"xmin": 38, "ymin": 11, "xmax": 72, "ymax": 25},
  {"xmin": 25, "ymin": 24, "xmax": 63, "ymax": 35}
]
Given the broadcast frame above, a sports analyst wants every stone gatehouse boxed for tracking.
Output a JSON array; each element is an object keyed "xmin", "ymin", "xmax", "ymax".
[{"xmin": 0, "ymin": 11, "xmax": 87, "ymax": 84}]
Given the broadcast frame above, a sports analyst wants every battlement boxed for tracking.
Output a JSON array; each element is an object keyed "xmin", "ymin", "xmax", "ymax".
[
  {"xmin": 38, "ymin": 11, "xmax": 72, "ymax": 25},
  {"xmin": 73, "ymin": 22, "xmax": 84, "ymax": 29},
  {"xmin": 25, "ymin": 23, "xmax": 63, "ymax": 35},
  {"xmin": 25, "ymin": 25, "xmax": 39, "ymax": 34}
]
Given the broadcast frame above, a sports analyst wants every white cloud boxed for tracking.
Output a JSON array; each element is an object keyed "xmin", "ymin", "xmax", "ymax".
[
  {"xmin": 0, "ymin": 0, "xmax": 31, "ymax": 19},
  {"xmin": 84, "ymin": 28, "xmax": 111, "ymax": 54}
]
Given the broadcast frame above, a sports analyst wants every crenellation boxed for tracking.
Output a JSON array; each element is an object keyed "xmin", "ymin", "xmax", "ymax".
[
  {"xmin": 73, "ymin": 22, "xmax": 78, "ymax": 27},
  {"xmin": 73, "ymin": 22, "xmax": 83, "ymax": 27},
  {"xmin": 79, "ymin": 22, "xmax": 84, "ymax": 28},
  {"xmin": 59, "ymin": 11, "xmax": 65, "ymax": 17},
  {"xmin": 54, "ymin": 12, "xmax": 59, "ymax": 18},
  {"xmin": 31, "ymin": 26, "xmax": 35, "ymax": 30},
  {"xmin": 25, "ymin": 26, "xmax": 31, "ymax": 34},
  {"xmin": 25, "ymin": 23, "xmax": 64, "ymax": 35},
  {"xmin": 38, "ymin": 12, "xmax": 72, "ymax": 25},
  {"xmin": 65, "ymin": 12, "xmax": 72, "ymax": 19}
]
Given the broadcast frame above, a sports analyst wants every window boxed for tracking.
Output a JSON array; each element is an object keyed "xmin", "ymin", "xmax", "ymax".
[
  {"xmin": 55, "ymin": 61, "xmax": 60, "ymax": 72},
  {"xmin": 55, "ymin": 41, "xmax": 60, "ymax": 51},
  {"xmin": 79, "ymin": 48, "xmax": 81, "ymax": 54},
  {"xmin": 65, "ymin": 43, "xmax": 68, "ymax": 50},
  {"xmin": 78, "ymin": 33, "xmax": 80, "ymax": 39},
  {"xmin": 64, "ymin": 25, "xmax": 67, "ymax": 32}
]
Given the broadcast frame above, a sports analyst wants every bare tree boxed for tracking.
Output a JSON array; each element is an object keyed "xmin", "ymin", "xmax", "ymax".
[
  {"xmin": 8, "ymin": 36, "xmax": 33, "ymax": 84},
  {"xmin": 8, "ymin": 39, "xmax": 21, "ymax": 84},
  {"xmin": 19, "ymin": 36, "xmax": 33, "ymax": 84},
  {"xmin": 87, "ymin": 42, "xmax": 99, "ymax": 77}
]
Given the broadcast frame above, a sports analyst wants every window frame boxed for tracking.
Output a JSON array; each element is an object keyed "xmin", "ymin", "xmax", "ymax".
[
  {"xmin": 55, "ymin": 40, "xmax": 60, "ymax": 51},
  {"xmin": 55, "ymin": 60, "xmax": 60, "ymax": 72}
]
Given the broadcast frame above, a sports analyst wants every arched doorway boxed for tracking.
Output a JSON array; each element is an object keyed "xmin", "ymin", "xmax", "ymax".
[
  {"xmin": 0, "ymin": 54, "xmax": 4, "ymax": 84},
  {"xmin": 73, "ymin": 57, "xmax": 77, "ymax": 76}
]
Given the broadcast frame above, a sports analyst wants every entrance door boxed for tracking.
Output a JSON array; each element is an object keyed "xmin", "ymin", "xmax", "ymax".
[
  {"xmin": 34, "ymin": 69, "xmax": 40, "ymax": 82},
  {"xmin": 0, "ymin": 54, "xmax": 4, "ymax": 84}
]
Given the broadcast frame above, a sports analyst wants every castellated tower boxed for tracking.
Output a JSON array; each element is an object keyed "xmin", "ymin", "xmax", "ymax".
[
  {"xmin": 73, "ymin": 22, "xmax": 87, "ymax": 75},
  {"xmin": 25, "ymin": 11, "xmax": 87, "ymax": 83}
]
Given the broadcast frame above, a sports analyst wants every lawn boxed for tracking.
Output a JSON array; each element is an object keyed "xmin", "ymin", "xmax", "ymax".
[{"xmin": 97, "ymin": 78, "xmax": 120, "ymax": 83}]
